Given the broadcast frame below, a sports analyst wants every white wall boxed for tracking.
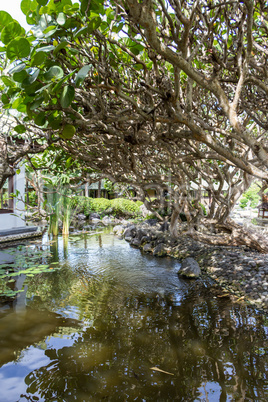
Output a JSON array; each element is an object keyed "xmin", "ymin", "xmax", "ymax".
[{"xmin": 0, "ymin": 165, "xmax": 26, "ymax": 230}]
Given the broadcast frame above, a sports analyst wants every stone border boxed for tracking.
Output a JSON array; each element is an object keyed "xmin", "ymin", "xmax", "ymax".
[{"xmin": 0, "ymin": 230, "xmax": 44, "ymax": 245}]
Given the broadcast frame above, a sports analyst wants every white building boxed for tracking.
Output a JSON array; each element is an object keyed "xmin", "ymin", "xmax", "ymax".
[{"xmin": 0, "ymin": 165, "xmax": 26, "ymax": 231}]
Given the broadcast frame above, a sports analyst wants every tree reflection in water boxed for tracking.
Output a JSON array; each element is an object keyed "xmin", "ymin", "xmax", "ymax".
[{"xmin": 23, "ymin": 280, "xmax": 268, "ymax": 401}]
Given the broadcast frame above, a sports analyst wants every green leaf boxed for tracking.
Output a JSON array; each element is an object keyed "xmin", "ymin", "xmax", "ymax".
[
  {"xmin": 49, "ymin": 116, "xmax": 62, "ymax": 129},
  {"xmin": 22, "ymin": 69, "xmax": 40, "ymax": 86},
  {"xmin": 21, "ymin": 0, "xmax": 38, "ymax": 15},
  {"xmin": 14, "ymin": 124, "xmax": 27, "ymax": 134},
  {"xmin": 31, "ymin": 51, "xmax": 47, "ymax": 67},
  {"xmin": 25, "ymin": 81, "xmax": 43, "ymax": 95},
  {"xmin": 74, "ymin": 26, "xmax": 88, "ymax": 39},
  {"xmin": 75, "ymin": 65, "xmax": 91, "ymax": 87},
  {"xmin": 13, "ymin": 70, "xmax": 28, "ymax": 83},
  {"xmin": 1, "ymin": 76, "xmax": 16, "ymax": 87},
  {"xmin": 17, "ymin": 103, "xmax": 27, "ymax": 113},
  {"xmin": 1, "ymin": 21, "xmax": 23, "ymax": 45},
  {"xmin": 0, "ymin": 11, "xmax": 13, "ymax": 31},
  {"xmin": 51, "ymin": 71, "xmax": 75, "ymax": 94},
  {"xmin": 1, "ymin": 94, "xmax": 10, "ymax": 105},
  {"xmin": 26, "ymin": 12, "xmax": 36, "ymax": 25},
  {"xmin": 60, "ymin": 85, "xmax": 75, "ymax": 108},
  {"xmin": 37, "ymin": 0, "xmax": 48, "ymax": 5},
  {"xmin": 34, "ymin": 111, "xmax": 47, "ymax": 126},
  {"xmin": 53, "ymin": 41, "xmax": 68, "ymax": 56},
  {"xmin": 6, "ymin": 38, "xmax": 31, "ymax": 60},
  {"xmin": 29, "ymin": 97, "xmax": 44, "ymax": 110},
  {"xmin": 60, "ymin": 124, "xmax": 76, "ymax": 139},
  {"xmin": 134, "ymin": 64, "xmax": 144, "ymax": 71},
  {"xmin": 87, "ymin": 16, "xmax": 102, "ymax": 34},
  {"xmin": 12, "ymin": 97, "xmax": 23, "ymax": 109},
  {"xmin": 44, "ymin": 65, "xmax": 64, "ymax": 80},
  {"xmin": 57, "ymin": 12, "xmax": 66, "ymax": 25},
  {"xmin": 43, "ymin": 25, "xmax": 57, "ymax": 35}
]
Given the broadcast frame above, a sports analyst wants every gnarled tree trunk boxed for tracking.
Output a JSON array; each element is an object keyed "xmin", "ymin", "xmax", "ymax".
[{"xmin": 188, "ymin": 219, "xmax": 268, "ymax": 253}]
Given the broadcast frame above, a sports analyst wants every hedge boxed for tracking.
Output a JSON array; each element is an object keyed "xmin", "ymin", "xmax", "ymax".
[{"xmin": 70, "ymin": 196, "xmax": 142, "ymax": 217}]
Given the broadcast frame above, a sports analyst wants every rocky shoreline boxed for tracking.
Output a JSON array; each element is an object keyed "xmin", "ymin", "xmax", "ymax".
[{"xmin": 113, "ymin": 220, "xmax": 268, "ymax": 312}]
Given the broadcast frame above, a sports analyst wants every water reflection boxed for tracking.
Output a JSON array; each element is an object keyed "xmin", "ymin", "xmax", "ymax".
[{"xmin": 0, "ymin": 232, "xmax": 267, "ymax": 401}]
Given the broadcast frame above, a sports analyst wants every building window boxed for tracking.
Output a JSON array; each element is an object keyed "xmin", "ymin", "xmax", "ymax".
[{"xmin": 0, "ymin": 176, "xmax": 14, "ymax": 214}]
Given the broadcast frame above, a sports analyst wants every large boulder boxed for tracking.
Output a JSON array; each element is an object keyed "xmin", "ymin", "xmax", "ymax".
[
  {"xmin": 136, "ymin": 228, "xmax": 147, "ymax": 240},
  {"xmin": 77, "ymin": 213, "xmax": 86, "ymax": 221},
  {"xmin": 89, "ymin": 213, "xmax": 101, "ymax": 220},
  {"xmin": 143, "ymin": 243, "xmax": 154, "ymax": 253},
  {"xmin": 113, "ymin": 225, "xmax": 125, "ymax": 236},
  {"xmin": 130, "ymin": 237, "xmax": 142, "ymax": 247},
  {"xmin": 178, "ymin": 257, "xmax": 201, "ymax": 278},
  {"xmin": 140, "ymin": 235, "xmax": 151, "ymax": 245},
  {"xmin": 123, "ymin": 225, "xmax": 137, "ymax": 239},
  {"xmin": 153, "ymin": 243, "xmax": 167, "ymax": 257},
  {"xmin": 102, "ymin": 215, "xmax": 113, "ymax": 225}
]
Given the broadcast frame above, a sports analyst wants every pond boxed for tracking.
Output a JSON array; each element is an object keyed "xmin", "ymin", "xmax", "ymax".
[{"xmin": 0, "ymin": 230, "xmax": 267, "ymax": 401}]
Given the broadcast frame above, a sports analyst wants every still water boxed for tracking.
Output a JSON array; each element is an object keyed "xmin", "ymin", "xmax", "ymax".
[{"xmin": 0, "ymin": 231, "xmax": 267, "ymax": 401}]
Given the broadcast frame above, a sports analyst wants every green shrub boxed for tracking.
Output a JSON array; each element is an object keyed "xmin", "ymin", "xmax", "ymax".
[
  {"xmin": 110, "ymin": 198, "xmax": 142, "ymax": 217},
  {"xmin": 70, "ymin": 196, "xmax": 143, "ymax": 217},
  {"xmin": 70, "ymin": 196, "xmax": 92, "ymax": 215},
  {"xmin": 239, "ymin": 197, "xmax": 249, "ymax": 209},
  {"xmin": 90, "ymin": 198, "xmax": 111, "ymax": 213},
  {"xmin": 239, "ymin": 182, "xmax": 261, "ymax": 209}
]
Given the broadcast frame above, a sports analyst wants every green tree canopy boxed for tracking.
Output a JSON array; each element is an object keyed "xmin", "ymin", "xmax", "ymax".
[{"xmin": 0, "ymin": 0, "xmax": 268, "ymax": 250}]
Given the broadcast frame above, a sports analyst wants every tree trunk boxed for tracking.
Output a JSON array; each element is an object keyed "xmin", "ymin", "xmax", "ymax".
[
  {"xmin": 97, "ymin": 180, "xmax": 101, "ymax": 198},
  {"xmin": 188, "ymin": 219, "xmax": 268, "ymax": 253},
  {"xmin": 0, "ymin": 139, "xmax": 14, "ymax": 190},
  {"xmin": 85, "ymin": 181, "xmax": 89, "ymax": 197},
  {"xmin": 170, "ymin": 209, "xmax": 180, "ymax": 237}
]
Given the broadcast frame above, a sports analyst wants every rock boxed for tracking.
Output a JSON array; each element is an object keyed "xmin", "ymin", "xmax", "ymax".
[
  {"xmin": 123, "ymin": 225, "xmax": 136, "ymax": 239},
  {"xmin": 136, "ymin": 228, "xmax": 147, "ymax": 240},
  {"xmin": 143, "ymin": 243, "xmax": 154, "ymax": 252},
  {"xmin": 102, "ymin": 216, "xmax": 113, "ymax": 225},
  {"xmin": 178, "ymin": 257, "xmax": 201, "ymax": 278},
  {"xmin": 131, "ymin": 238, "xmax": 141, "ymax": 247},
  {"xmin": 140, "ymin": 204, "xmax": 152, "ymax": 218},
  {"xmin": 140, "ymin": 235, "xmax": 151, "ymax": 245},
  {"xmin": 91, "ymin": 218, "xmax": 102, "ymax": 224},
  {"xmin": 160, "ymin": 221, "xmax": 169, "ymax": 232},
  {"xmin": 77, "ymin": 214, "xmax": 86, "ymax": 221},
  {"xmin": 113, "ymin": 225, "xmax": 125, "ymax": 236},
  {"xmin": 125, "ymin": 236, "xmax": 133, "ymax": 242},
  {"xmin": 89, "ymin": 213, "xmax": 101, "ymax": 220},
  {"xmin": 153, "ymin": 243, "xmax": 167, "ymax": 257},
  {"xmin": 144, "ymin": 218, "xmax": 159, "ymax": 226}
]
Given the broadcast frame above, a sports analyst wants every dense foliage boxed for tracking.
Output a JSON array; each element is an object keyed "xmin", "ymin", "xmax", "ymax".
[{"xmin": 70, "ymin": 196, "xmax": 142, "ymax": 218}]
